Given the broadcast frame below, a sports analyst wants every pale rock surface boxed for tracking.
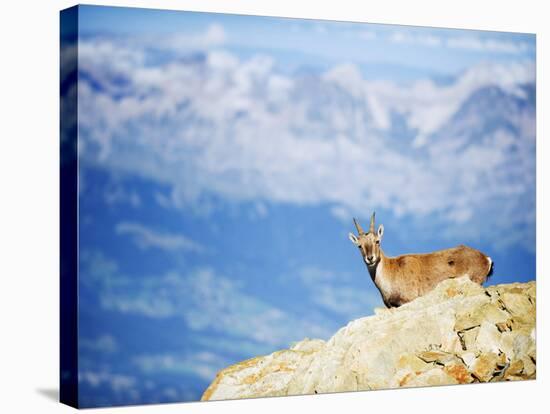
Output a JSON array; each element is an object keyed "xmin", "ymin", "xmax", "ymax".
[{"xmin": 202, "ymin": 277, "xmax": 536, "ymax": 401}]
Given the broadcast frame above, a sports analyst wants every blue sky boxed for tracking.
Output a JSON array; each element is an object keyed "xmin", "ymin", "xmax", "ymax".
[{"xmin": 68, "ymin": 5, "xmax": 535, "ymax": 408}]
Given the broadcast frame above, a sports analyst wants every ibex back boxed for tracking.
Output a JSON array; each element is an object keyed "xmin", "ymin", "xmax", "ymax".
[{"xmin": 349, "ymin": 212, "xmax": 493, "ymax": 308}]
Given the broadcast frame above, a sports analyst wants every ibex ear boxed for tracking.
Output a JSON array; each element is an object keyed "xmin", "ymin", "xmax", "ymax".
[
  {"xmin": 348, "ymin": 233, "xmax": 359, "ymax": 245},
  {"xmin": 377, "ymin": 224, "xmax": 384, "ymax": 239}
]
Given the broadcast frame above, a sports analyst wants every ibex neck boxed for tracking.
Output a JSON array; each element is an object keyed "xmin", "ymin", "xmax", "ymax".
[{"xmin": 367, "ymin": 249, "xmax": 386, "ymax": 280}]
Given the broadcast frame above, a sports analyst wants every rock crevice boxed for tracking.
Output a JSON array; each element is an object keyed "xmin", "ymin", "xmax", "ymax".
[{"xmin": 202, "ymin": 277, "xmax": 536, "ymax": 401}]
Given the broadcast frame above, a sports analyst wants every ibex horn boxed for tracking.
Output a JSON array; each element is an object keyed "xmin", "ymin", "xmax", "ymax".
[
  {"xmin": 369, "ymin": 211, "xmax": 376, "ymax": 233},
  {"xmin": 353, "ymin": 218, "xmax": 365, "ymax": 235}
]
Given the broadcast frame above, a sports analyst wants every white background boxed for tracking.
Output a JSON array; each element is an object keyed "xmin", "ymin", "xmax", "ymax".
[{"xmin": 0, "ymin": 0, "xmax": 546, "ymax": 412}]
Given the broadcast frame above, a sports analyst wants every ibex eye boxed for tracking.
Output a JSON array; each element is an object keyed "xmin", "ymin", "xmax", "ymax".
[{"xmin": 376, "ymin": 240, "xmax": 380, "ymax": 244}]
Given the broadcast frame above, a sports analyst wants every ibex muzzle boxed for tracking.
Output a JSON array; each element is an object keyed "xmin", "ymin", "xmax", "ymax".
[{"xmin": 349, "ymin": 212, "xmax": 493, "ymax": 308}]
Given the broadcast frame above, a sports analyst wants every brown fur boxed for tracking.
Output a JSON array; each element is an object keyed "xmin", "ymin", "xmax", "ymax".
[{"xmin": 350, "ymin": 215, "xmax": 493, "ymax": 308}]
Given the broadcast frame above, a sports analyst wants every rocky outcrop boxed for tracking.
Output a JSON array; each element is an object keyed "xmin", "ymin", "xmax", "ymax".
[{"xmin": 202, "ymin": 277, "xmax": 536, "ymax": 401}]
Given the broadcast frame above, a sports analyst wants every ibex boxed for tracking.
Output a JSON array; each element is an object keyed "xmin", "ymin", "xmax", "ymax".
[{"xmin": 349, "ymin": 212, "xmax": 493, "ymax": 308}]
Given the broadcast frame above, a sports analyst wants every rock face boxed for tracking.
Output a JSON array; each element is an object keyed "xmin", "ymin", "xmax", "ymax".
[{"xmin": 202, "ymin": 277, "xmax": 536, "ymax": 401}]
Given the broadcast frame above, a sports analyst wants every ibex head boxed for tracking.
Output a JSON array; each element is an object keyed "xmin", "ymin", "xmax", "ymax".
[{"xmin": 348, "ymin": 212, "xmax": 384, "ymax": 267}]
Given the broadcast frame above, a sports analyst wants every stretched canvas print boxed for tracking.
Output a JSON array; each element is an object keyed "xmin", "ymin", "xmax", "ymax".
[{"xmin": 60, "ymin": 4, "xmax": 536, "ymax": 408}]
